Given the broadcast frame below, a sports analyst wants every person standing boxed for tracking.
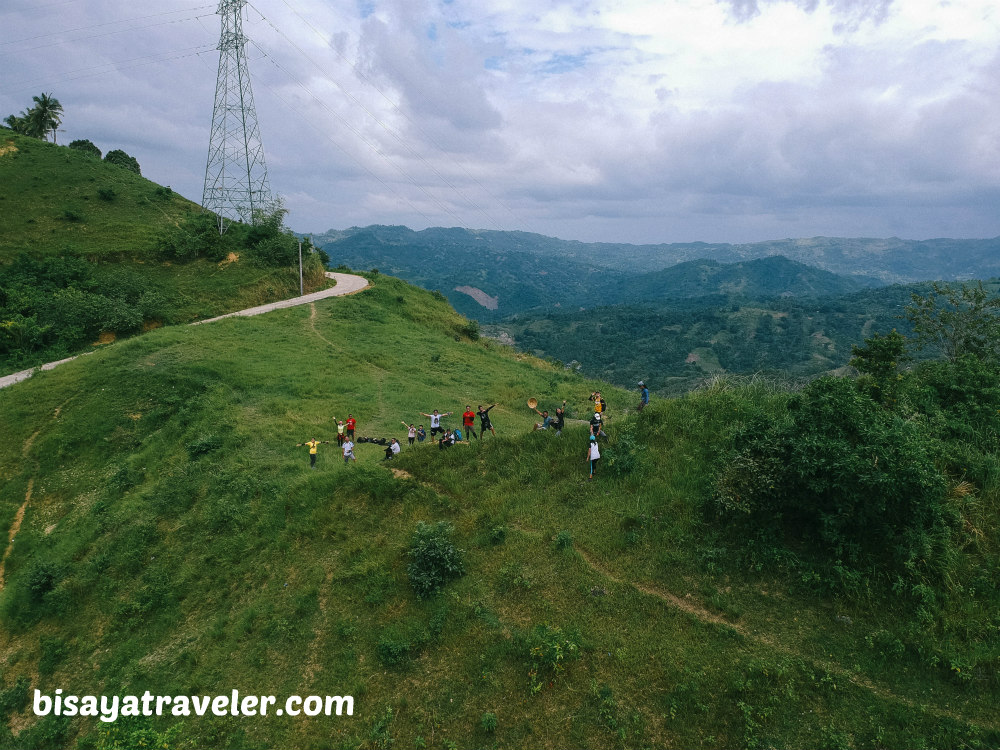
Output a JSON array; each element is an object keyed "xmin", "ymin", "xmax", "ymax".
[
  {"xmin": 334, "ymin": 419, "xmax": 346, "ymax": 446},
  {"xmin": 401, "ymin": 422, "xmax": 417, "ymax": 445},
  {"xmin": 590, "ymin": 411, "xmax": 606, "ymax": 438},
  {"xmin": 342, "ymin": 438, "xmax": 357, "ymax": 463},
  {"xmin": 637, "ymin": 381, "xmax": 650, "ymax": 412},
  {"xmin": 586, "ymin": 435, "xmax": 601, "ymax": 480},
  {"xmin": 589, "ymin": 391, "xmax": 607, "ymax": 416},
  {"xmin": 420, "ymin": 409, "xmax": 452, "ymax": 438},
  {"xmin": 462, "ymin": 406, "xmax": 477, "ymax": 440},
  {"xmin": 552, "ymin": 400, "xmax": 567, "ymax": 436},
  {"xmin": 416, "ymin": 425, "xmax": 427, "ymax": 443},
  {"xmin": 296, "ymin": 437, "xmax": 329, "ymax": 469},
  {"xmin": 477, "ymin": 404, "xmax": 497, "ymax": 437},
  {"xmin": 345, "ymin": 414, "xmax": 357, "ymax": 441}
]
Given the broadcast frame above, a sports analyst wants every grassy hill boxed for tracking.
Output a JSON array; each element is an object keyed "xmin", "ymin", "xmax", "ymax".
[
  {"xmin": 0, "ymin": 130, "xmax": 328, "ymax": 376},
  {"xmin": 1, "ymin": 271, "xmax": 997, "ymax": 749}
]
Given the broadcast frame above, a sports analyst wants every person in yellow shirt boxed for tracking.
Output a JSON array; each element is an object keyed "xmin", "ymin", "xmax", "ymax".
[{"xmin": 296, "ymin": 437, "xmax": 329, "ymax": 468}]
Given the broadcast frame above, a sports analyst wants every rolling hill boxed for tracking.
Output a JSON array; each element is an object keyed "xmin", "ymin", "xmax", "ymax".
[
  {"xmin": 0, "ymin": 270, "xmax": 997, "ymax": 749},
  {"xmin": 313, "ymin": 226, "xmax": 880, "ymax": 320},
  {"xmin": 1, "ymin": 129, "xmax": 998, "ymax": 750}
]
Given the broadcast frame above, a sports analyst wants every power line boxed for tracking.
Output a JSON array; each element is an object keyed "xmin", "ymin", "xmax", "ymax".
[
  {"xmin": 1, "ymin": 6, "xmax": 214, "ymax": 47},
  {"xmin": 2, "ymin": 12, "xmax": 217, "ymax": 54},
  {"xmin": 4, "ymin": 45, "xmax": 217, "ymax": 95}
]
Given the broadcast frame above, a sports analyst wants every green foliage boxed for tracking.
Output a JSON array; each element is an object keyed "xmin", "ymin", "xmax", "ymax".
[
  {"xmin": 714, "ymin": 376, "xmax": 952, "ymax": 579},
  {"xmin": 553, "ymin": 529, "xmax": 573, "ymax": 551},
  {"xmin": 850, "ymin": 328, "xmax": 909, "ymax": 406},
  {"xmin": 103, "ymin": 149, "xmax": 141, "ymax": 175},
  {"xmin": 480, "ymin": 711, "xmax": 497, "ymax": 733},
  {"xmin": 407, "ymin": 521, "xmax": 465, "ymax": 599},
  {"xmin": 905, "ymin": 281, "xmax": 1000, "ymax": 362},
  {"xmin": 5, "ymin": 93, "xmax": 63, "ymax": 141},
  {"xmin": 525, "ymin": 624, "xmax": 579, "ymax": 695},
  {"xmin": 69, "ymin": 139, "xmax": 101, "ymax": 159}
]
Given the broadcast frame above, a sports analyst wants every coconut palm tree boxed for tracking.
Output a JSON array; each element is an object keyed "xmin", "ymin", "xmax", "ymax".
[{"xmin": 26, "ymin": 93, "xmax": 63, "ymax": 142}]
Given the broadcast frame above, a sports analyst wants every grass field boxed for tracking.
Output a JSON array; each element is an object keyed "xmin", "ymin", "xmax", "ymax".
[{"xmin": 0, "ymin": 271, "xmax": 997, "ymax": 749}]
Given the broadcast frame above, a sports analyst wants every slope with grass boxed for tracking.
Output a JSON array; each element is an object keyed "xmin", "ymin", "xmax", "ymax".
[
  {"xmin": 0, "ymin": 129, "xmax": 329, "ymax": 376},
  {"xmin": 0, "ymin": 272, "xmax": 997, "ymax": 750}
]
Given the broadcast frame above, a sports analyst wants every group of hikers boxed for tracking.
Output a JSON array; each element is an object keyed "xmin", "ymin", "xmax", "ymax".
[{"xmin": 296, "ymin": 381, "xmax": 651, "ymax": 479}]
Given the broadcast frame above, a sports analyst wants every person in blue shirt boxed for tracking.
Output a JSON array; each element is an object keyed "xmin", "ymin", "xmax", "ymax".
[{"xmin": 638, "ymin": 381, "xmax": 650, "ymax": 412}]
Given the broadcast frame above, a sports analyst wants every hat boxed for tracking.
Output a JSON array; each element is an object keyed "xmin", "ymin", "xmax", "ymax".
[
  {"xmin": 638, "ymin": 380, "xmax": 644, "ymax": 386},
  {"xmin": 590, "ymin": 435, "xmax": 596, "ymax": 441}
]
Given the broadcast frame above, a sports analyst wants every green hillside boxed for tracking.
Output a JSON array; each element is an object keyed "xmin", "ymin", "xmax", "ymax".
[
  {"xmin": 0, "ymin": 130, "xmax": 328, "ymax": 376},
  {"xmin": 315, "ymin": 226, "xmax": 875, "ymax": 321},
  {"xmin": 1, "ymin": 272, "xmax": 997, "ymax": 750},
  {"xmin": 314, "ymin": 225, "xmax": 1000, "ymax": 292},
  {"xmin": 492, "ymin": 283, "xmax": 942, "ymax": 393}
]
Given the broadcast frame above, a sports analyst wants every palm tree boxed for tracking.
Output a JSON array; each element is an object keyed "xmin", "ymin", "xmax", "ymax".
[
  {"xmin": 26, "ymin": 93, "xmax": 63, "ymax": 142},
  {"xmin": 3, "ymin": 114, "xmax": 29, "ymax": 135}
]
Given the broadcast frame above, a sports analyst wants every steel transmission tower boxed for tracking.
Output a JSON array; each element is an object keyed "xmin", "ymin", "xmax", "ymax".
[{"xmin": 202, "ymin": 0, "xmax": 272, "ymax": 230}]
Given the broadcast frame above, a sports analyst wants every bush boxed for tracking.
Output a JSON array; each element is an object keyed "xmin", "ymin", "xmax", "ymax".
[
  {"xmin": 69, "ymin": 139, "xmax": 101, "ymax": 158},
  {"xmin": 103, "ymin": 149, "xmax": 140, "ymax": 175},
  {"xmin": 407, "ymin": 521, "xmax": 465, "ymax": 599},
  {"xmin": 524, "ymin": 624, "xmax": 579, "ymax": 695},
  {"xmin": 714, "ymin": 377, "xmax": 952, "ymax": 579}
]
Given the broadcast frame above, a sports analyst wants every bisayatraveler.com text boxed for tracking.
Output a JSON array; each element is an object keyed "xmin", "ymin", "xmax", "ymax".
[{"xmin": 33, "ymin": 689, "xmax": 353, "ymax": 722}]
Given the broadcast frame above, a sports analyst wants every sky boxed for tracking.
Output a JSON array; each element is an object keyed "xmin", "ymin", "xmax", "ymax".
[{"xmin": 2, "ymin": 0, "xmax": 999, "ymax": 244}]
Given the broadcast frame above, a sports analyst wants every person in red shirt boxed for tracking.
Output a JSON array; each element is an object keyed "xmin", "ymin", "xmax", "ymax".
[
  {"xmin": 462, "ymin": 406, "xmax": 477, "ymax": 440},
  {"xmin": 345, "ymin": 414, "xmax": 357, "ymax": 440}
]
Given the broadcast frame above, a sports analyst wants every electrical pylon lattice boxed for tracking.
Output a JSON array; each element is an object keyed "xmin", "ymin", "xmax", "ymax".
[{"xmin": 202, "ymin": 0, "xmax": 272, "ymax": 228}]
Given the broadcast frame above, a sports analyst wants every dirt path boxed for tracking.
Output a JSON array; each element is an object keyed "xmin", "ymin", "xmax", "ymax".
[
  {"xmin": 499, "ymin": 523, "xmax": 995, "ymax": 731},
  {"xmin": 0, "ymin": 272, "xmax": 369, "ymax": 390}
]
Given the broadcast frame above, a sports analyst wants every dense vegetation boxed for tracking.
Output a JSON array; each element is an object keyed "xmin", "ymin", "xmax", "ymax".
[
  {"xmin": 0, "ymin": 270, "xmax": 997, "ymax": 749},
  {"xmin": 314, "ymin": 225, "xmax": 1000, "ymax": 312},
  {"xmin": 316, "ymin": 226, "xmax": 883, "ymax": 321},
  {"xmin": 0, "ymin": 130, "xmax": 327, "ymax": 374}
]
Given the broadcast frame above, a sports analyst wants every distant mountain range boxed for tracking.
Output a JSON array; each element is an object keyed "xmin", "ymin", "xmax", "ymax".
[{"xmin": 311, "ymin": 225, "xmax": 999, "ymax": 319}]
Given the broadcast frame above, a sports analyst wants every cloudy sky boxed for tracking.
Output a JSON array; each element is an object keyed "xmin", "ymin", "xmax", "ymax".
[{"xmin": 3, "ymin": 0, "xmax": 999, "ymax": 244}]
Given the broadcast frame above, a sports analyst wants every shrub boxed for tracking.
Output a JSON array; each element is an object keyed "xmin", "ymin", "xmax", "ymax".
[
  {"xmin": 714, "ymin": 377, "xmax": 952, "ymax": 579},
  {"xmin": 481, "ymin": 712, "xmax": 497, "ymax": 733},
  {"xmin": 103, "ymin": 149, "xmax": 140, "ymax": 175},
  {"xmin": 68, "ymin": 139, "xmax": 101, "ymax": 158},
  {"xmin": 407, "ymin": 521, "xmax": 465, "ymax": 599},
  {"xmin": 525, "ymin": 624, "xmax": 579, "ymax": 695}
]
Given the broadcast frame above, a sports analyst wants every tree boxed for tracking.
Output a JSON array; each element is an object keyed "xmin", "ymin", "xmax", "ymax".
[
  {"xmin": 26, "ymin": 93, "xmax": 63, "ymax": 141},
  {"xmin": 849, "ymin": 329, "xmax": 909, "ymax": 406},
  {"xmin": 904, "ymin": 281, "xmax": 1000, "ymax": 363},
  {"xmin": 69, "ymin": 139, "xmax": 101, "ymax": 159},
  {"xmin": 4, "ymin": 93, "xmax": 63, "ymax": 141},
  {"xmin": 3, "ymin": 114, "xmax": 29, "ymax": 135},
  {"xmin": 103, "ymin": 149, "xmax": 141, "ymax": 175}
]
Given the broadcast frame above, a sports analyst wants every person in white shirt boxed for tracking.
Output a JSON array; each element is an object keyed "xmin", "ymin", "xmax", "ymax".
[
  {"xmin": 342, "ymin": 439, "xmax": 357, "ymax": 463},
  {"xmin": 586, "ymin": 435, "xmax": 600, "ymax": 480}
]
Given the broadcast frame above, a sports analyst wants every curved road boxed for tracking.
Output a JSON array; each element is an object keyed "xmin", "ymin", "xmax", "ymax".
[{"xmin": 0, "ymin": 271, "xmax": 369, "ymax": 390}]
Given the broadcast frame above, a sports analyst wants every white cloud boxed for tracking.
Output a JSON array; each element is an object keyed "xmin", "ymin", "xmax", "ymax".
[{"xmin": 0, "ymin": 0, "xmax": 998, "ymax": 242}]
